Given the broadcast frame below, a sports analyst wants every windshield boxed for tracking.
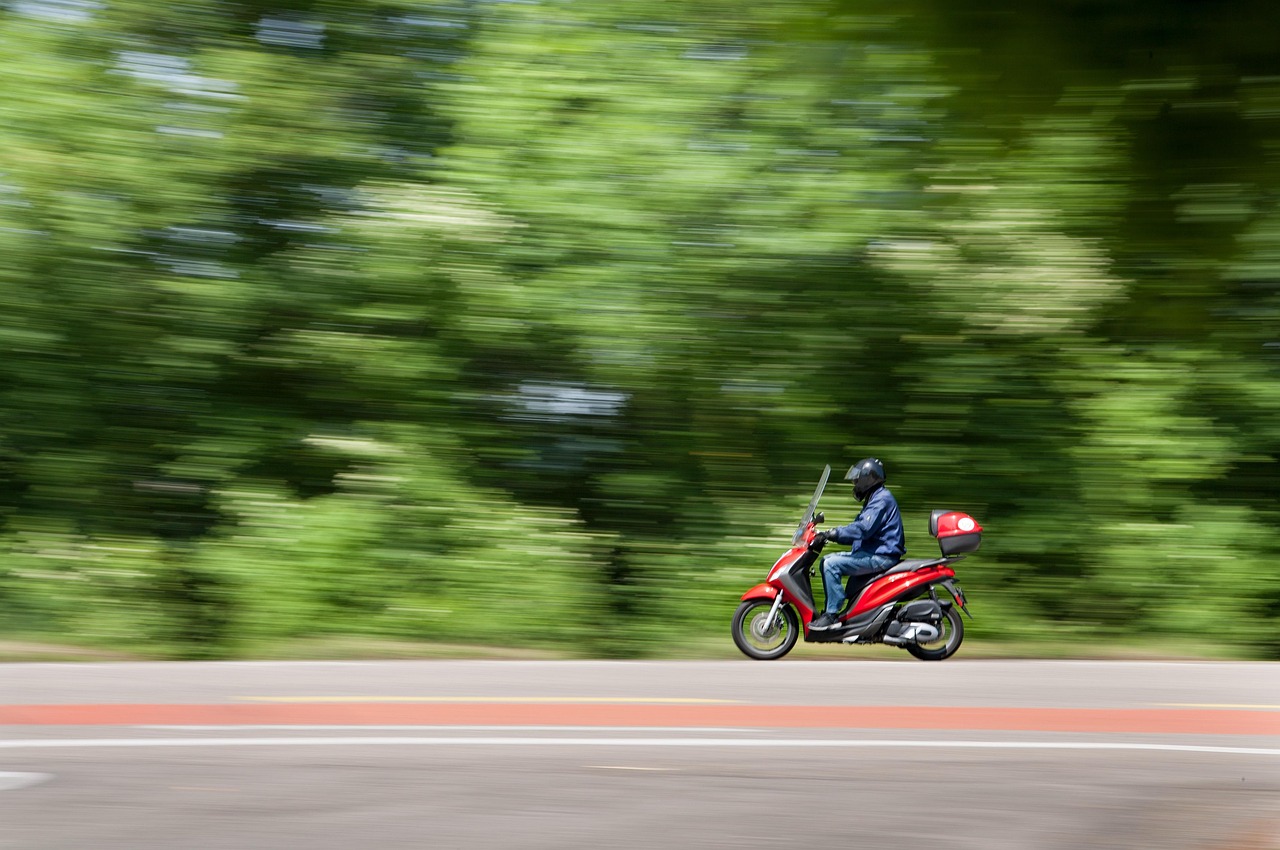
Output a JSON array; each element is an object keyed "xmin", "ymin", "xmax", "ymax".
[{"xmin": 792, "ymin": 465, "xmax": 830, "ymax": 544}]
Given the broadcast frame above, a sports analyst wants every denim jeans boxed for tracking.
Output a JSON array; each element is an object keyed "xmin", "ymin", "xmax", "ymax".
[{"xmin": 821, "ymin": 551, "xmax": 899, "ymax": 615}]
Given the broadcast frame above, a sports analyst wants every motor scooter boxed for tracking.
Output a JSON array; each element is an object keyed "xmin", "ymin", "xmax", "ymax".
[{"xmin": 731, "ymin": 465, "xmax": 977, "ymax": 661}]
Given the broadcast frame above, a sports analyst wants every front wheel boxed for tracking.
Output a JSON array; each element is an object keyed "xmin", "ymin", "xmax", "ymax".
[
  {"xmin": 732, "ymin": 598, "xmax": 799, "ymax": 661},
  {"xmin": 906, "ymin": 606, "xmax": 964, "ymax": 661}
]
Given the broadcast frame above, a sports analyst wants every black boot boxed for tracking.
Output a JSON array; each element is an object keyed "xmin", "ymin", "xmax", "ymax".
[{"xmin": 810, "ymin": 612, "xmax": 838, "ymax": 630}]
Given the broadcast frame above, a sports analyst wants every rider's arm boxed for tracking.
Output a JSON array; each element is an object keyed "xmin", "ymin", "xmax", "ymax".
[{"xmin": 826, "ymin": 497, "xmax": 886, "ymax": 547}]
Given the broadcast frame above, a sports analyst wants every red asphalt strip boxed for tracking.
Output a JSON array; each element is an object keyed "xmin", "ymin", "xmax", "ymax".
[{"xmin": 0, "ymin": 704, "xmax": 1276, "ymax": 735}]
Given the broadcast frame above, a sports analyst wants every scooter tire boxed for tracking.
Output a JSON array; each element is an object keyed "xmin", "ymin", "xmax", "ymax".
[
  {"xmin": 905, "ymin": 606, "xmax": 964, "ymax": 661},
  {"xmin": 732, "ymin": 598, "xmax": 799, "ymax": 661}
]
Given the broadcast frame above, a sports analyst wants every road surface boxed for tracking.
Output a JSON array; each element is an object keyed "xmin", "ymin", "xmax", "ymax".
[{"xmin": 0, "ymin": 659, "xmax": 1277, "ymax": 849}]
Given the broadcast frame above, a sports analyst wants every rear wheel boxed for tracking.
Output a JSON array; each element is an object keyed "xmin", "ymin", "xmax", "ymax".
[
  {"xmin": 905, "ymin": 607, "xmax": 964, "ymax": 661},
  {"xmin": 732, "ymin": 599, "xmax": 799, "ymax": 661}
]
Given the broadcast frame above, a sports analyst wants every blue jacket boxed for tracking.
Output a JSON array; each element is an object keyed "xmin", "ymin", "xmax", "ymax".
[{"xmin": 826, "ymin": 486, "xmax": 905, "ymax": 559}]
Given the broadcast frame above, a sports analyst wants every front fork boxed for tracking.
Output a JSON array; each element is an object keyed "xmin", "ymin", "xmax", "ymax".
[{"xmin": 763, "ymin": 592, "xmax": 786, "ymax": 631}]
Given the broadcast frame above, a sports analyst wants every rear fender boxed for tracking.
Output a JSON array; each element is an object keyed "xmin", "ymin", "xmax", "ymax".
[
  {"xmin": 740, "ymin": 583, "xmax": 779, "ymax": 602},
  {"xmin": 940, "ymin": 578, "xmax": 973, "ymax": 618}
]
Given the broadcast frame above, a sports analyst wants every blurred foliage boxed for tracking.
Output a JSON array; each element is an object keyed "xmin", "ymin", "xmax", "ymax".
[{"xmin": 0, "ymin": 0, "xmax": 1277, "ymax": 658}]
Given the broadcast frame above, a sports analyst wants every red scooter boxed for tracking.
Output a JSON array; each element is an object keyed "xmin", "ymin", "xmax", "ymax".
[{"xmin": 731, "ymin": 466, "xmax": 978, "ymax": 661}]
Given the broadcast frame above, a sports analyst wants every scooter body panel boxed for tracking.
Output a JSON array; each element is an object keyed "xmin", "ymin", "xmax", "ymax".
[
  {"xmin": 847, "ymin": 565, "xmax": 956, "ymax": 618},
  {"xmin": 740, "ymin": 582, "xmax": 779, "ymax": 602},
  {"xmin": 767, "ymin": 546, "xmax": 807, "ymax": 582}
]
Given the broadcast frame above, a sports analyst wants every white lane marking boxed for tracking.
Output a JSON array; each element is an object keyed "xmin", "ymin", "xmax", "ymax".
[
  {"xmin": 0, "ymin": 772, "xmax": 51, "ymax": 791},
  {"xmin": 587, "ymin": 766, "xmax": 678, "ymax": 771},
  {"xmin": 1157, "ymin": 703, "xmax": 1280, "ymax": 709},
  {"xmin": 138, "ymin": 725, "xmax": 756, "ymax": 732},
  {"xmin": 1, "ymin": 738, "xmax": 1278, "ymax": 756},
  {"xmin": 239, "ymin": 696, "xmax": 738, "ymax": 703}
]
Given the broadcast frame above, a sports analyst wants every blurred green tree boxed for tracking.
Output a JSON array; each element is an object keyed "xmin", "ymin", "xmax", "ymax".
[{"xmin": 0, "ymin": 0, "xmax": 1276, "ymax": 657}]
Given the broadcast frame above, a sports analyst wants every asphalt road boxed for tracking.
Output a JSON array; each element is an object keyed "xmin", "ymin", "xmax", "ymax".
[{"xmin": 1, "ymin": 660, "xmax": 1277, "ymax": 849}]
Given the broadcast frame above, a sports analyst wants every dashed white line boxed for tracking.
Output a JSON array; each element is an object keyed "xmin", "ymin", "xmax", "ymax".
[{"xmin": 0, "ymin": 771, "xmax": 51, "ymax": 791}]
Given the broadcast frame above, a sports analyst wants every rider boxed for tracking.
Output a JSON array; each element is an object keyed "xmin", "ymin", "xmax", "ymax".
[{"xmin": 809, "ymin": 457, "xmax": 905, "ymax": 630}]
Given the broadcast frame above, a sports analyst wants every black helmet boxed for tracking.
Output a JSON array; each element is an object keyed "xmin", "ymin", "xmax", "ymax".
[{"xmin": 845, "ymin": 457, "xmax": 885, "ymax": 501}]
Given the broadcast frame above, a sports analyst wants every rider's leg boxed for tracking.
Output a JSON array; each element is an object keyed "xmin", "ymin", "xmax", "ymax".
[{"xmin": 820, "ymin": 551, "xmax": 879, "ymax": 615}]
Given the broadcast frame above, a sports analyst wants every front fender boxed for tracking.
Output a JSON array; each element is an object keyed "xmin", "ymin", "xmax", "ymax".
[{"xmin": 740, "ymin": 582, "xmax": 779, "ymax": 602}]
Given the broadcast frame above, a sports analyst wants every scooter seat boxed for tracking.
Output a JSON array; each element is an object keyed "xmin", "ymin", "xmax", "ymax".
[{"xmin": 882, "ymin": 557, "xmax": 946, "ymax": 575}]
